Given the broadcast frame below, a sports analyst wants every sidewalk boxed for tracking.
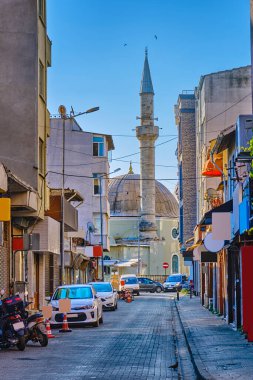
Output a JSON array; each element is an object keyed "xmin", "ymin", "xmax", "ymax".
[{"xmin": 175, "ymin": 295, "xmax": 253, "ymax": 379}]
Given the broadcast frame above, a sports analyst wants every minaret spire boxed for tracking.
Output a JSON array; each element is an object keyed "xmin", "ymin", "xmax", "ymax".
[{"xmin": 136, "ymin": 49, "xmax": 159, "ymax": 240}]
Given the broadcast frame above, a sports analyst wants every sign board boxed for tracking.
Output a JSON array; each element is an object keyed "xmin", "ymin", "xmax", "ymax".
[
  {"xmin": 42, "ymin": 305, "xmax": 52, "ymax": 319},
  {"xmin": 204, "ymin": 233, "xmax": 224, "ymax": 252},
  {"xmin": 162, "ymin": 262, "xmax": 169, "ymax": 269},
  {"xmin": 59, "ymin": 298, "xmax": 71, "ymax": 313}
]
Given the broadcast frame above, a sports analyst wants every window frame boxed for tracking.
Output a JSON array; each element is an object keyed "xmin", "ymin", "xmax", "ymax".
[
  {"xmin": 39, "ymin": 60, "xmax": 45, "ymax": 99},
  {"xmin": 93, "ymin": 136, "xmax": 105, "ymax": 157}
]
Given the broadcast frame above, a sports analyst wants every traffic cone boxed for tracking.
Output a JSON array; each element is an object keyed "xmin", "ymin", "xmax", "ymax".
[
  {"xmin": 45, "ymin": 319, "xmax": 56, "ymax": 338},
  {"xmin": 59, "ymin": 313, "xmax": 72, "ymax": 333}
]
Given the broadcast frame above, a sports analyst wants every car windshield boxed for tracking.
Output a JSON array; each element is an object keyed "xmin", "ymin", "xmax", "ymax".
[
  {"xmin": 53, "ymin": 287, "xmax": 93, "ymax": 300},
  {"xmin": 123, "ymin": 277, "xmax": 138, "ymax": 284},
  {"xmin": 92, "ymin": 283, "xmax": 112, "ymax": 292},
  {"xmin": 167, "ymin": 275, "xmax": 182, "ymax": 282}
]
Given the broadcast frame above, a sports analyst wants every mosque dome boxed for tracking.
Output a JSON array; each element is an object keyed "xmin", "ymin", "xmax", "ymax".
[{"xmin": 108, "ymin": 173, "xmax": 178, "ymax": 218}]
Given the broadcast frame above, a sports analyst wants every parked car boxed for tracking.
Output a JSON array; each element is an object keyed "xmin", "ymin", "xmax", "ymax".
[
  {"xmin": 89, "ymin": 282, "xmax": 118, "ymax": 311},
  {"xmin": 48, "ymin": 284, "xmax": 103, "ymax": 327},
  {"xmin": 137, "ymin": 277, "xmax": 164, "ymax": 293},
  {"xmin": 119, "ymin": 274, "xmax": 140, "ymax": 295},
  {"xmin": 163, "ymin": 274, "xmax": 187, "ymax": 292}
]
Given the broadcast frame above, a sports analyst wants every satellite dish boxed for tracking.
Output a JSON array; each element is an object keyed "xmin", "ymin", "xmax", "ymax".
[
  {"xmin": 204, "ymin": 233, "xmax": 224, "ymax": 252},
  {"xmin": 87, "ymin": 222, "xmax": 96, "ymax": 233}
]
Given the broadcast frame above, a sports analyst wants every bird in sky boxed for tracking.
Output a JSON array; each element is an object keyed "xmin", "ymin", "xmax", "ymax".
[
  {"xmin": 168, "ymin": 362, "xmax": 178, "ymax": 370},
  {"xmin": 123, "ymin": 43, "xmax": 127, "ymax": 46},
  {"xmin": 154, "ymin": 35, "xmax": 158, "ymax": 40}
]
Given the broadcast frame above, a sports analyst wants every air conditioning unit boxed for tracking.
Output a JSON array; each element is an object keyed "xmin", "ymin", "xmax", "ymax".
[{"xmin": 235, "ymin": 115, "xmax": 253, "ymax": 161}]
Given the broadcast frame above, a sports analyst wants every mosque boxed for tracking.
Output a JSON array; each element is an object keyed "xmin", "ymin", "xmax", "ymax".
[{"xmin": 108, "ymin": 50, "xmax": 189, "ymax": 277}]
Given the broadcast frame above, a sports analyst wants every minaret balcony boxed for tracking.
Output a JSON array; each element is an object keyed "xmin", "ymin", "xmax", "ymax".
[{"xmin": 136, "ymin": 125, "xmax": 159, "ymax": 140}]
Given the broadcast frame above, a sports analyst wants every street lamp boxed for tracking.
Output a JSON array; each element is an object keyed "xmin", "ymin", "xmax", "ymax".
[
  {"xmin": 99, "ymin": 168, "xmax": 121, "ymax": 281},
  {"xmin": 58, "ymin": 104, "xmax": 99, "ymax": 286}
]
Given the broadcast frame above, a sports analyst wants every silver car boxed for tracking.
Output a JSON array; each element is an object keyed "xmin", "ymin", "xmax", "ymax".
[
  {"xmin": 89, "ymin": 282, "xmax": 118, "ymax": 311},
  {"xmin": 49, "ymin": 284, "xmax": 103, "ymax": 327}
]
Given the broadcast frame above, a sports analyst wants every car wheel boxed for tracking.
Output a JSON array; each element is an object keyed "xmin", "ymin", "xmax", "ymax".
[
  {"xmin": 99, "ymin": 315, "xmax": 103, "ymax": 324},
  {"xmin": 156, "ymin": 286, "xmax": 162, "ymax": 293},
  {"xmin": 115, "ymin": 302, "xmax": 118, "ymax": 310}
]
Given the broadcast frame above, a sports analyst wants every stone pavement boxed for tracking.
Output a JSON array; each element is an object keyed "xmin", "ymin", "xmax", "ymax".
[
  {"xmin": 0, "ymin": 295, "xmax": 181, "ymax": 380},
  {"xmin": 176, "ymin": 295, "xmax": 253, "ymax": 379}
]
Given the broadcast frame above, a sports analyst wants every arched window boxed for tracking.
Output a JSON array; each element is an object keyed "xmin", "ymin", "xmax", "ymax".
[{"xmin": 172, "ymin": 255, "xmax": 179, "ymax": 273}]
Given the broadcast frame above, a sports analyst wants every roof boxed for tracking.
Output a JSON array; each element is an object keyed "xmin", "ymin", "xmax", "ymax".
[
  {"xmin": 50, "ymin": 188, "xmax": 84, "ymax": 202},
  {"xmin": 109, "ymin": 173, "xmax": 178, "ymax": 218},
  {"xmin": 140, "ymin": 49, "xmax": 154, "ymax": 94}
]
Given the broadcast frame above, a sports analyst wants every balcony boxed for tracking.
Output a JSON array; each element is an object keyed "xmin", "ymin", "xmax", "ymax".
[
  {"xmin": 30, "ymin": 216, "xmax": 60, "ymax": 254},
  {"xmin": 11, "ymin": 191, "xmax": 37, "ymax": 212},
  {"xmin": 45, "ymin": 195, "xmax": 78, "ymax": 232}
]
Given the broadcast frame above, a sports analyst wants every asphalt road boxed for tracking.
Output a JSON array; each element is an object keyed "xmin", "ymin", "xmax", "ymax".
[{"xmin": 0, "ymin": 293, "xmax": 194, "ymax": 380}]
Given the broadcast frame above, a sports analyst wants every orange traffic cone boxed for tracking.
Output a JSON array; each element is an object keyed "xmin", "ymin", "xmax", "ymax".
[
  {"xmin": 59, "ymin": 313, "xmax": 72, "ymax": 333},
  {"xmin": 45, "ymin": 319, "xmax": 56, "ymax": 338}
]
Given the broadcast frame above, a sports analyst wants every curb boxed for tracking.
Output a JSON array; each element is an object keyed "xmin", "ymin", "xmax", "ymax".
[{"xmin": 174, "ymin": 298, "xmax": 215, "ymax": 380}]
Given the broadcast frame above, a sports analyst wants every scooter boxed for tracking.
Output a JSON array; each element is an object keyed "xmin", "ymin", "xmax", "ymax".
[
  {"xmin": 0, "ymin": 291, "xmax": 26, "ymax": 351},
  {"xmin": 21, "ymin": 302, "xmax": 48, "ymax": 347}
]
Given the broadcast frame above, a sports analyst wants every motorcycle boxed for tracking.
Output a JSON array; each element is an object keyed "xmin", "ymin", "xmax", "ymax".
[
  {"xmin": 0, "ymin": 291, "xmax": 26, "ymax": 351},
  {"xmin": 21, "ymin": 302, "xmax": 48, "ymax": 347}
]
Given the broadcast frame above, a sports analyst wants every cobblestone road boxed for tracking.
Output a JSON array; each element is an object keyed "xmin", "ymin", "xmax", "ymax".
[{"xmin": 0, "ymin": 294, "xmax": 194, "ymax": 380}]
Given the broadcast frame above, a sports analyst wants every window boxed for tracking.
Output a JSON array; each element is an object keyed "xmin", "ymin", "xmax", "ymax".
[
  {"xmin": 38, "ymin": 0, "xmax": 45, "ymax": 21},
  {"xmin": 93, "ymin": 136, "xmax": 105, "ymax": 156},
  {"xmin": 39, "ymin": 138, "xmax": 44, "ymax": 173},
  {"xmin": 39, "ymin": 61, "xmax": 45, "ymax": 98},
  {"xmin": 93, "ymin": 213, "xmax": 101, "ymax": 234},
  {"xmin": 93, "ymin": 174, "xmax": 103, "ymax": 195},
  {"xmin": 53, "ymin": 286, "xmax": 92, "ymax": 300},
  {"xmin": 172, "ymin": 255, "xmax": 179, "ymax": 274}
]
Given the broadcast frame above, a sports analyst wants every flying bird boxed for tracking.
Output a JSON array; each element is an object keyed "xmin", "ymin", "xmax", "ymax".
[
  {"xmin": 168, "ymin": 362, "xmax": 178, "ymax": 370},
  {"xmin": 123, "ymin": 43, "xmax": 127, "ymax": 47},
  {"xmin": 154, "ymin": 35, "xmax": 158, "ymax": 40}
]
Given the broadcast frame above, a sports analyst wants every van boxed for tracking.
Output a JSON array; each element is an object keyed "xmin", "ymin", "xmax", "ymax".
[
  {"xmin": 163, "ymin": 273, "xmax": 187, "ymax": 292},
  {"xmin": 119, "ymin": 274, "xmax": 140, "ymax": 295}
]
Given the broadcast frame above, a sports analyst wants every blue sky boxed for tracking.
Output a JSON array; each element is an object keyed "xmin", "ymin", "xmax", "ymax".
[{"xmin": 47, "ymin": 0, "xmax": 250, "ymax": 192}]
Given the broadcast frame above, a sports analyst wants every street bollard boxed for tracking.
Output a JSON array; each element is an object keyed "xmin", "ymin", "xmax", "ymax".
[
  {"xmin": 190, "ymin": 286, "xmax": 193, "ymax": 299},
  {"xmin": 176, "ymin": 289, "xmax": 179, "ymax": 301}
]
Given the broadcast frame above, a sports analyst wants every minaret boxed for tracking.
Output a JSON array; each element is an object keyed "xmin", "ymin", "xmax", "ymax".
[{"xmin": 136, "ymin": 48, "xmax": 159, "ymax": 239}]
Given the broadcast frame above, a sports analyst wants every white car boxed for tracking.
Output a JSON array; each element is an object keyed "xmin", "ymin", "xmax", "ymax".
[
  {"xmin": 49, "ymin": 284, "xmax": 103, "ymax": 327},
  {"xmin": 119, "ymin": 274, "xmax": 140, "ymax": 295},
  {"xmin": 89, "ymin": 282, "xmax": 118, "ymax": 311}
]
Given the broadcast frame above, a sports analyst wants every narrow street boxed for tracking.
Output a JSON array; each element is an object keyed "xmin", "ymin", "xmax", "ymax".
[{"xmin": 0, "ymin": 294, "xmax": 195, "ymax": 380}]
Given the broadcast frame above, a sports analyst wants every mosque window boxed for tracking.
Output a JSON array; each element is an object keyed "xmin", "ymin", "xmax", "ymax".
[
  {"xmin": 172, "ymin": 255, "xmax": 179, "ymax": 273},
  {"xmin": 93, "ymin": 136, "xmax": 105, "ymax": 156}
]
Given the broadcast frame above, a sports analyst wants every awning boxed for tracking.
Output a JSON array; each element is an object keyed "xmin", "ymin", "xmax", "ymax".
[
  {"xmin": 98, "ymin": 259, "xmax": 119, "ymax": 267},
  {"xmin": 199, "ymin": 199, "xmax": 233, "ymax": 226},
  {"xmin": 72, "ymin": 253, "xmax": 89, "ymax": 270},
  {"xmin": 215, "ymin": 130, "xmax": 235, "ymax": 154},
  {"xmin": 202, "ymin": 154, "xmax": 223, "ymax": 177},
  {"xmin": 186, "ymin": 241, "xmax": 203, "ymax": 252}
]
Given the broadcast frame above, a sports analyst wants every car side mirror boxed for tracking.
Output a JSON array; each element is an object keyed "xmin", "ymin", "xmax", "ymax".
[
  {"xmin": 113, "ymin": 289, "xmax": 117, "ymax": 292},
  {"xmin": 45, "ymin": 296, "xmax": 51, "ymax": 302},
  {"xmin": 94, "ymin": 295, "xmax": 98, "ymax": 299}
]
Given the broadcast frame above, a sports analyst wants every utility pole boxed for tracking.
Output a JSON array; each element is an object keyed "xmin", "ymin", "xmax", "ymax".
[{"xmin": 58, "ymin": 105, "xmax": 66, "ymax": 286}]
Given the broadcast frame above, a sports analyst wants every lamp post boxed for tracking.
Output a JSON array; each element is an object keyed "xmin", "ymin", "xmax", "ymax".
[
  {"xmin": 100, "ymin": 168, "xmax": 121, "ymax": 281},
  {"xmin": 137, "ymin": 195, "xmax": 142, "ymax": 275},
  {"xmin": 58, "ymin": 105, "xmax": 99, "ymax": 286}
]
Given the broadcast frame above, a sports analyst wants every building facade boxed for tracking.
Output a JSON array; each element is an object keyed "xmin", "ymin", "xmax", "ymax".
[
  {"xmin": 0, "ymin": 0, "xmax": 57, "ymax": 308},
  {"xmin": 47, "ymin": 117, "xmax": 114, "ymax": 281}
]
